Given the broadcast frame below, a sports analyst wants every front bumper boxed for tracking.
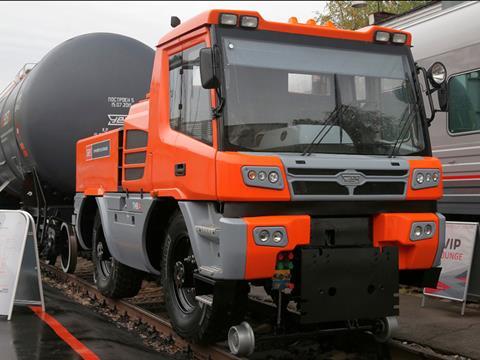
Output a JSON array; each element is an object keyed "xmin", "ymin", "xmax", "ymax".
[{"xmin": 179, "ymin": 202, "xmax": 444, "ymax": 283}]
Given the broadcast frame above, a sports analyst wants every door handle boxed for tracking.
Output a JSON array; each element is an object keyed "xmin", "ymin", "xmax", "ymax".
[{"xmin": 175, "ymin": 163, "xmax": 186, "ymax": 176}]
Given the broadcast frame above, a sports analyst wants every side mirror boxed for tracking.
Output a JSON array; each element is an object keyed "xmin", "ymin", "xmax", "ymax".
[
  {"xmin": 199, "ymin": 47, "xmax": 220, "ymax": 89},
  {"xmin": 437, "ymin": 83, "xmax": 448, "ymax": 112}
]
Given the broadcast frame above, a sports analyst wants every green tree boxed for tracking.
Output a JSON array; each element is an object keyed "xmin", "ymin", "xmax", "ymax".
[{"xmin": 316, "ymin": 1, "xmax": 431, "ymax": 30}]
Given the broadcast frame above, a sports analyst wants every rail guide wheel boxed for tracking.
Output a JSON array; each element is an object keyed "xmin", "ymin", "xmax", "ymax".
[
  {"xmin": 59, "ymin": 222, "xmax": 78, "ymax": 273},
  {"xmin": 374, "ymin": 316, "xmax": 399, "ymax": 343},
  {"xmin": 228, "ymin": 321, "xmax": 255, "ymax": 357}
]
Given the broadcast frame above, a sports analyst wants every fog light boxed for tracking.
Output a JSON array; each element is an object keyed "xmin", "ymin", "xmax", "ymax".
[
  {"xmin": 424, "ymin": 224, "xmax": 433, "ymax": 236},
  {"xmin": 433, "ymin": 172, "xmax": 439, "ymax": 182},
  {"xmin": 414, "ymin": 226, "xmax": 423, "ymax": 237},
  {"xmin": 247, "ymin": 170, "xmax": 257, "ymax": 180},
  {"xmin": 272, "ymin": 231, "xmax": 283, "ymax": 243},
  {"xmin": 219, "ymin": 13, "xmax": 238, "ymax": 26},
  {"xmin": 259, "ymin": 230, "xmax": 269, "ymax": 242},
  {"xmin": 268, "ymin": 171, "xmax": 279, "ymax": 183},
  {"xmin": 416, "ymin": 173, "xmax": 425, "ymax": 184},
  {"xmin": 375, "ymin": 31, "xmax": 390, "ymax": 43},
  {"xmin": 240, "ymin": 15, "xmax": 258, "ymax": 29},
  {"xmin": 392, "ymin": 33, "xmax": 407, "ymax": 44}
]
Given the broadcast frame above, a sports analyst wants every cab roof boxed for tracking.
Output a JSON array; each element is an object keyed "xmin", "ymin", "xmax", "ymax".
[{"xmin": 157, "ymin": 9, "xmax": 412, "ymax": 47}]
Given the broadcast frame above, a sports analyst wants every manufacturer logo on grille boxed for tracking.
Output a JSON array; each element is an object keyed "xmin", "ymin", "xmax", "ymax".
[
  {"xmin": 337, "ymin": 171, "xmax": 365, "ymax": 187},
  {"xmin": 341, "ymin": 174, "xmax": 361, "ymax": 185}
]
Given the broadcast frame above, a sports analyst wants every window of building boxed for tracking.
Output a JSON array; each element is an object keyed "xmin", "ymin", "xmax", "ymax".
[{"xmin": 448, "ymin": 70, "xmax": 480, "ymax": 134}]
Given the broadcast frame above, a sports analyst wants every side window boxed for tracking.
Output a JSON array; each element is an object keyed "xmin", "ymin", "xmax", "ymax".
[
  {"xmin": 169, "ymin": 54, "xmax": 182, "ymax": 129},
  {"xmin": 448, "ymin": 70, "xmax": 480, "ymax": 134},
  {"xmin": 168, "ymin": 43, "xmax": 212, "ymax": 144}
]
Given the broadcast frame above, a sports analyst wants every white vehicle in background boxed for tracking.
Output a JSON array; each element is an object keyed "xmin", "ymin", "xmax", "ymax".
[{"xmin": 381, "ymin": 0, "xmax": 480, "ymax": 299}]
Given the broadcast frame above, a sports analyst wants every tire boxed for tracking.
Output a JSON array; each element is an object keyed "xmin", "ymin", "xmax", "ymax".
[
  {"xmin": 59, "ymin": 222, "xmax": 77, "ymax": 274},
  {"xmin": 162, "ymin": 210, "xmax": 249, "ymax": 344},
  {"xmin": 92, "ymin": 212, "xmax": 143, "ymax": 298}
]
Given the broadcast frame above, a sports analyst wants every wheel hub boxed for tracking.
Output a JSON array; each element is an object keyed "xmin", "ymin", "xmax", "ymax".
[
  {"xmin": 97, "ymin": 242, "xmax": 104, "ymax": 258},
  {"xmin": 174, "ymin": 261, "xmax": 185, "ymax": 287}
]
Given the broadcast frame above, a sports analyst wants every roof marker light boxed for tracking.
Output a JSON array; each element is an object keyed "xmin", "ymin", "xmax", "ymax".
[
  {"xmin": 392, "ymin": 33, "xmax": 407, "ymax": 44},
  {"xmin": 240, "ymin": 16, "xmax": 258, "ymax": 29},
  {"xmin": 219, "ymin": 13, "xmax": 238, "ymax": 26},
  {"xmin": 375, "ymin": 31, "xmax": 390, "ymax": 43}
]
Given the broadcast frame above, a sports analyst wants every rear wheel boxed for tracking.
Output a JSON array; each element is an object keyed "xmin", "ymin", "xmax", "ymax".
[
  {"xmin": 162, "ymin": 210, "xmax": 249, "ymax": 343},
  {"xmin": 92, "ymin": 212, "xmax": 143, "ymax": 298}
]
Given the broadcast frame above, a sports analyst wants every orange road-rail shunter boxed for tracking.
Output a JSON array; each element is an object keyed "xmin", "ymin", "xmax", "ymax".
[{"xmin": 75, "ymin": 10, "xmax": 447, "ymax": 355}]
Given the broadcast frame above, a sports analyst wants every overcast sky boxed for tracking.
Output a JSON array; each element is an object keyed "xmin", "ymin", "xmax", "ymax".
[{"xmin": 0, "ymin": 1, "xmax": 325, "ymax": 90}]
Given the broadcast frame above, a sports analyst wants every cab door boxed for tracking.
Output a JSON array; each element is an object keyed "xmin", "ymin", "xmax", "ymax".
[{"xmin": 171, "ymin": 30, "xmax": 217, "ymax": 199}]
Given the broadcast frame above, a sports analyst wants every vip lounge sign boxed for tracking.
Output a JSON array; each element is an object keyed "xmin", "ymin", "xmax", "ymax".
[{"xmin": 424, "ymin": 222, "xmax": 477, "ymax": 313}]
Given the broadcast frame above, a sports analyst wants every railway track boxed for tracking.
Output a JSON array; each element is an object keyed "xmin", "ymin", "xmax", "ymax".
[
  {"xmin": 41, "ymin": 261, "xmax": 237, "ymax": 360},
  {"xmin": 41, "ymin": 259, "xmax": 463, "ymax": 360}
]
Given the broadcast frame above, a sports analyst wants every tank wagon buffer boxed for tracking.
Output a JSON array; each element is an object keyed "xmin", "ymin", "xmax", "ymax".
[{"xmin": 75, "ymin": 10, "xmax": 448, "ymax": 356}]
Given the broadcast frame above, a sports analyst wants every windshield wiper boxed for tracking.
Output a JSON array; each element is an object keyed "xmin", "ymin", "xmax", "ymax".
[
  {"xmin": 388, "ymin": 104, "xmax": 419, "ymax": 158},
  {"xmin": 301, "ymin": 104, "xmax": 351, "ymax": 156},
  {"xmin": 302, "ymin": 74, "xmax": 345, "ymax": 157}
]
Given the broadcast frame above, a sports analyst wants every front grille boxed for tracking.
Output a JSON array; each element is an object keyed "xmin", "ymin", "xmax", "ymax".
[
  {"xmin": 288, "ymin": 168, "xmax": 408, "ymax": 177},
  {"xmin": 354, "ymin": 182, "xmax": 405, "ymax": 195},
  {"xmin": 292, "ymin": 181, "xmax": 349, "ymax": 195}
]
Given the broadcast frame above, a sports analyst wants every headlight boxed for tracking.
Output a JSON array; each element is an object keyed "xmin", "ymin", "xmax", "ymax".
[
  {"xmin": 272, "ymin": 231, "xmax": 283, "ymax": 243},
  {"xmin": 412, "ymin": 169, "xmax": 441, "ymax": 189},
  {"xmin": 392, "ymin": 33, "xmax": 407, "ymax": 44},
  {"xmin": 416, "ymin": 173, "xmax": 424, "ymax": 184},
  {"xmin": 219, "ymin": 13, "xmax": 238, "ymax": 26},
  {"xmin": 428, "ymin": 62, "xmax": 447, "ymax": 88},
  {"xmin": 240, "ymin": 15, "xmax": 258, "ymax": 29},
  {"xmin": 242, "ymin": 166, "xmax": 284, "ymax": 189},
  {"xmin": 375, "ymin": 31, "xmax": 390, "ymax": 43},
  {"xmin": 414, "ymin": 226, "xmax": 423, "ymax": 237},
  {"xmin": 254, "ymin": 227, "xmax": 287, "ymax": 247},
  {"xmin": 258, "ymin": 230, "xmax": 270, "ymax": 242},
  {"xmin": 424, "ymin": 224, "xmax": 433, "ymax": 236},
  {"xmin": 268, "ymin": 171, "xmax": 279, "ymax": 184},
  {"xmin": 410, "ymin": 222, "xmax": 436, "ymax": 241}
]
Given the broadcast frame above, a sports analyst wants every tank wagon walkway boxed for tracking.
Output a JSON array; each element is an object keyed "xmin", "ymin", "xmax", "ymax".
[
  {"xmin": 397, "ymin": 293, "xmax": 480, "ymax": 359},
  {"xmin": 0, "ymin": 285, "xmax": 168, "ymax": 360}
]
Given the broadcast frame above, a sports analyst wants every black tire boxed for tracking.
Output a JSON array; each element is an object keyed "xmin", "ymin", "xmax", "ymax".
[
  {"xmin": 92, "ymin": 212, "xmax": 143, "ymax": 298},
  {"xmin": 59, "ymin": 222, "xmax": 77, "ymax": 274},
  {"xmin": 162, "ymin": 210, "xmax": 249, "ymax": 344}
]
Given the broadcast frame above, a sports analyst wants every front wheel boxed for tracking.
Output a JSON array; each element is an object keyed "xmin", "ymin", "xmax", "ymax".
[
  {"xmin": 162, "ymin": 210, "xmax": 249, "ymax": 343},
  {"xmin": 92, "ymin": 212, "xmax": 143, "ymax": 298}
]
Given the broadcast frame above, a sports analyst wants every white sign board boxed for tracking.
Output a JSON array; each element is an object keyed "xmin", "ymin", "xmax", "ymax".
[
  {"xmin": 0, "ymin": 210, "xmax": 44, "ymax": 320},
  {"xmin": 424, "ymin": 221, "xmax": 477, "ymax": 314}
]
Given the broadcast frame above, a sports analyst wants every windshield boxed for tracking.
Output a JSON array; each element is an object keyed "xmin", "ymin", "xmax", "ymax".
[{"xmin": 220, "ymin": 34, "xmax": 425, "ymax": 156}]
